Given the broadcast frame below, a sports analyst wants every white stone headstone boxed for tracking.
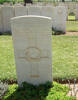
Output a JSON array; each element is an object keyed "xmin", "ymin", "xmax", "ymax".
[
  {"xmin": 59, "ymin": 3, "xmax": 68, "ymax": 20},
  {"xmin": 11, "ymin": 15, "xmax": 52, "ymax": 86},
  {"xmin": 14, "ymin": 3, "xmax": 22, "ymax": 6},
  {"xmin": 53, "ymin": 6, "xmax": 66, "ymax": 33},
  {"xmin": 2, "ymin": 6, "xmax": 14, "ymax": 32},
  {"xmin": 28, "ymin": 6, "xmax": 41, "ymax": 15},
  {"xmin": 41, "ymin": 6, "xmax": 53, "ymax": 18},
  {"xmin": 67, "ymin": 3, "xmax": 76, "ymax": 16},
  {"xmin": 66, "ymin": 6, "xmax": 68, "ymax": 20},
  {"xmin": 68, "ymin": 8, "xmax": 75, "ymax": 15},
  {"xmin": 0, "ymin": 7, "xmax": 3, "ymax": 33},
  {"xmin": 3, "ymin": 3, "xmax": 10, "ymax": 6},
  {"xmin": 15, "ymin": 6, "xmax": 28, "ymax": 17},
  {"xmin": 75, "ymin": 6, "xmax": 78, "ymax": 20}
]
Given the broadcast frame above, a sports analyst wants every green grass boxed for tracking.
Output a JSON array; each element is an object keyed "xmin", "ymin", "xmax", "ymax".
[
  {"xmin": 66, "ymin": 16, "xmax": 78, "ymax": 32},
  {"xmin": 2, "ymin": 82, "xmax": 75, "ymax": 100},
  {"xmin": 66, "ymin": 20, "xmax": 78, "ymax": 32},
  {"xmin": 53, "ymin": 36, "xmax": 78, "ymax": 80},
  {"xmin": 1, "ymin": 35, "xmax": 78, "ymax": 82},
  {"xmin": 0, "ymin": 36, "xmax": 16, "ymax": 81},
  {"xmin": 68, "ymin": 15, "xmax": 75, "ymax": 21}
]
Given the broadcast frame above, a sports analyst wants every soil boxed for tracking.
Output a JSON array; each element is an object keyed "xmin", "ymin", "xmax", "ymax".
[
  {"xmin": 65, "ymin": 32, "xmax": 78, "ymax": 36},
  {"xmin": 65, "ymin": 84, "xmax": 78, "ymax": 100}
]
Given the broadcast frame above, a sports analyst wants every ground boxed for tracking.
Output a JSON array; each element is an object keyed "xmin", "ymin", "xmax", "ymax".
[
  {"xmin": 67, "ymin": 83, "xmax": 78, "ymax": 100},
  {"xmin": 2, "ymin": 82, "xmax": 75, "ymax": 100},
  {"xmin": 66, "ymin": 32, "xmax": 78, "ymax": 36}
]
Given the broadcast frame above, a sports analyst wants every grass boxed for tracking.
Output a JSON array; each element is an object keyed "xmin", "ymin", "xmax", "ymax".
[
  {"xmin": 53, "ymin": 36, "xmax": 78, "ymax": 80},
  {"xmin": 68, "ymin": 15, "xmax": 75, "ymax": 21},
  {"xmin": 66, "ymin": 20, "xmax": 78, "ymax": 32},
  {"xmin": 0, "ymin": 36, "xmax": 16, "ymax": 82},
  {"xmin": 66, "ymin": 15, "xmax": 78, "ymax": 32},
  {"xmin": 2, "ymin": 82, "xmax": 75, "ymax": 100},
  {"xmin": 1, "ymin": 35, "xmax": 78, "ymax": 82}
]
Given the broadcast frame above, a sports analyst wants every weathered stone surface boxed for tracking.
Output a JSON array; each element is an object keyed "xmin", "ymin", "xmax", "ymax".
[
  {"xmin": 15, "ymin": 6, "xmax": 28, "ymax": 17},
  {"xmin": 28, "ymin": 6, "xmax": 41, "ymax": 15},
  {"xmin": 14, "ymin": 3, "xmax": 23, "ymax": 6},
  {"xmin": 0, "ymin": 7, "xmax": 3, "ymax": 33},
  {"xmin": 41, "ymin": 6, "xmax": 54, "ymax": 18},
  {"xmin": 11, "ymin": 15, "xmax": 52, "ymax": 86},
  {"xmin": 53, "ymin": 6, "xmax": 66, "ymax": 33},
  {"xmin": 2, "ymin": 6, "xmax": 14, "ymax": 32},
  {"xmin": 59, "ymin": 4, "xmax": 68, "ymax": 20},
  {"xmin": 76, "ymin": 6, "xmax": 78, "ymax": 20}
]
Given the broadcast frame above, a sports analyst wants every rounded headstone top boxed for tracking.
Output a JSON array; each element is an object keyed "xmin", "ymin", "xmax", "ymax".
[{"xmin": 11, "ymin": 15, "xmax": 52, "ymax": 21}]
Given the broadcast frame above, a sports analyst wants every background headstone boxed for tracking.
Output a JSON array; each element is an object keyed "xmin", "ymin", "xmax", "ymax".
[
  {"xmin": 53, "ymin": 6, "xmax": 66, "ymax": 33},
  {"xmin": 15, "ymin": 6, "xmax": 28, "ymax": 17},
  {"xmin": 28, "ymin": 6, "xmax": 41, "ymax": 15},
  {"xmin": 14, "ymin": 3, "xmax": 23, "ymax": 6},
  {"xmin": 11, "ymin": 15, "xmax": 52, "ymax": 86},
  {"xmin": 41, "ymin": 6, "xmax": 53, "ymax": 18},
  {"xmin": 0, "ymin": 7, "xmax": 3, "ymax": 33},
  {"xmin": 75, "ymin": 6, "xmax": 78, "ymax": 20},
  {"xmin": 2, "ymin": 6, "xmax": 14, "ymax": 32}
]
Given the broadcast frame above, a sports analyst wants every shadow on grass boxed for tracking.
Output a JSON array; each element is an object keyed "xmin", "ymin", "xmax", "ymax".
[
  {"xmin": 0, "ymin": 32, "xmax": 12, "ymax": 35},
  {"xmin": 3, "ymin": 82, "xmax": 53, "ymax": 100}
]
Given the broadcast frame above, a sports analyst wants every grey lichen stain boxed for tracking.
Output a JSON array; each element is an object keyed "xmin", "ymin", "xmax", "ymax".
[{"xmin": 19, "ymin": 47, "xmax": 49, "ymax": 62}]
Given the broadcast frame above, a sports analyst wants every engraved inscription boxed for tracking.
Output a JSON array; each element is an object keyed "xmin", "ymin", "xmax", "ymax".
[
  {"xmin": 25, "ymin": 47, "xmax": 41, "ymax": 62},
  {"xmin": 58, "ymin": 8, "xmax": 63, "ymax": 14},
  {"xmin": 18, "ymin": 47, "xmax": 49, "ymax": 62}
]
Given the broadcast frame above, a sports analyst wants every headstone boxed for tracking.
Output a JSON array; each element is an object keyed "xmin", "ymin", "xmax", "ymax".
[
  {"xmin": 14, "ymin": 3, "xmax": 22, "ymax": 6},
  {"xmin": 2, "ymin": 6, "xmax": 14, "ymax": 32},
  {"xmin": 53, "ymin": 6, "xmax": 66, "ymax": 33},
  {"xmin": 0, "ymin": 7, "xmax": 3, "ymax": 33},
  {"xmin": 36, "ymin": 2, "xmax": 43, "ymax": 6},
  {"xmin": 68, "ymin": 8, "xmax": 75, "ymax": 15},
  {"xmin": 41, "ymin": 6, "xmax": 53, "ymax": 18},
  {"xmin": 59, "ymin": 3, "xmax": 68, "ymax": 20},
  {"xmin": 28, "ymin": 6, "xmax": 41, "ymax": 15},
  {"xmin": 58, "ymin": 2, "xmax": 65, "ymax": 6},
  {"xmin": 11, "ymin": 15, "xmax": 52, "ymax": 86},
  {"xmin": 75, "ymin": 6, "xmax": 78, "ymax": 20},
  {"xmin": 3, "ymin": 3, "xmax": 10, "ymax": 6},
  {"xmin": 68, "ymin": 3, "xmax": 76, "ymax": 16},
  {"xmin": 15, "ymin": 6, "xmax": 28, "ymax": 17},
  {"xmin": 66, "ymin": 6, "xmax": 68, "ymax": 20},
  {"xmin": 26, "ymin": 4, "xmax": 32, "ymax": 6}
]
